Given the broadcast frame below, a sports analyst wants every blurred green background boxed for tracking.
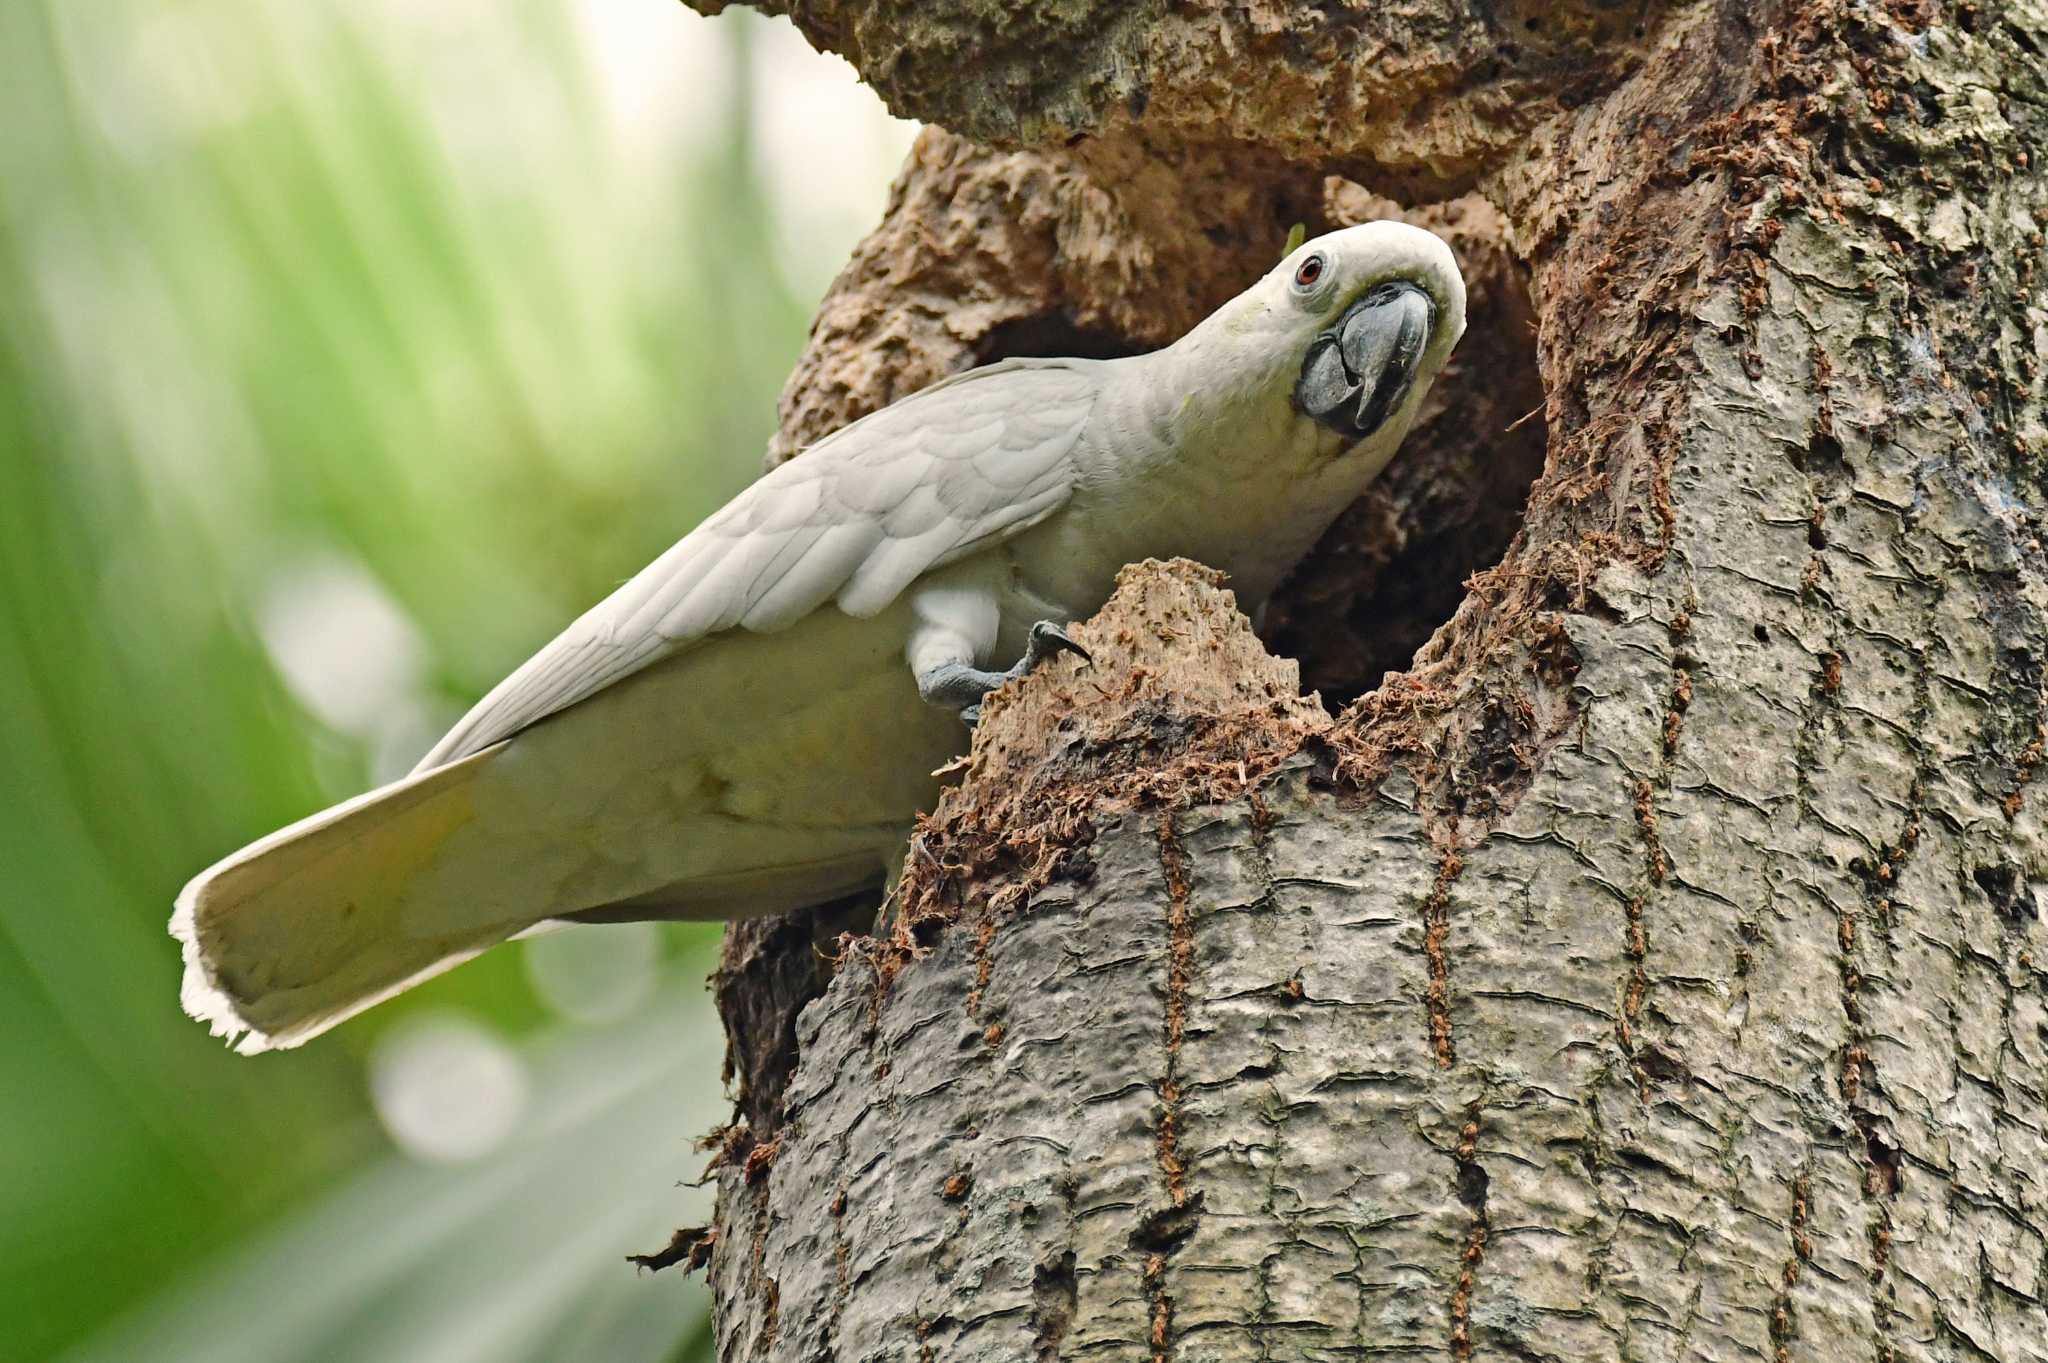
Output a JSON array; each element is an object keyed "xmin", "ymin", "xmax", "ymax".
[{"xmin": 0, "ymin": 1, "xmax": 913, "ymax": 1359}]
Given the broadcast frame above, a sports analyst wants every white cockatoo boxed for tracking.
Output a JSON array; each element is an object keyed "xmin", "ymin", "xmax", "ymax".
[{"xmin": 174, "ymin": 220, "xmax": 1467, "ymax": 1052}]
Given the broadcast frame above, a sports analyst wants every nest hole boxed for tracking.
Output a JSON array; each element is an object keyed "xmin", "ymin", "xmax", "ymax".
[
  {"xmin": 1263, "ymin": 235, "xmax": 1546, "ymax": 707},
  {"xmin": 974, "ymin": 312, "xmax": 1150, "ymax": 364}
]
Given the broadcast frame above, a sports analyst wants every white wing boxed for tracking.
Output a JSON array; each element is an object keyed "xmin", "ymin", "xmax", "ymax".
[{"xmin": 416, "ymin": 357, "xmax": 1102, "ymax": 769}]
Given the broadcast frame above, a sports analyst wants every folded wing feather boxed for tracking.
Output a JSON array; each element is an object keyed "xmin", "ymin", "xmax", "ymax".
[{"xmin": 416, "ymin": 357, "xmax": 1100, "ymax": 769}]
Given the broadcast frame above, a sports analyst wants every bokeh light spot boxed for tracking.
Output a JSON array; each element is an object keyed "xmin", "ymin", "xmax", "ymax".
[
  {"xmin": 368, "ymin": 1012, "xmax": 529, "ymax": 1164},
  {"xmin": 523, "ymin": 921, "xmax": 660, "ymax": 1026}
]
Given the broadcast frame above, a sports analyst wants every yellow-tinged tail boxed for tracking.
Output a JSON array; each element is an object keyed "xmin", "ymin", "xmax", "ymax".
[{"xmin": 171, "ymin": 746, "xmax": 518, "ymax": 1054}]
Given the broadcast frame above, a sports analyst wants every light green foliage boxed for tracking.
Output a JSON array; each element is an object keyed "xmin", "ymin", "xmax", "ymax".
[{"xmin": 0, "ymin": 2, "xmax": 891, "ymax": 1357}]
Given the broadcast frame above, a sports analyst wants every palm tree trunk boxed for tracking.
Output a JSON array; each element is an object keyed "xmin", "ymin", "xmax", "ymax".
[{"xmin": 688, "ymin": 2, "xmax": 2048, "ymax": 1358}]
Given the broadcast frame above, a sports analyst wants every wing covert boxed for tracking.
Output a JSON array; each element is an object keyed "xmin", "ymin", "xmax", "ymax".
[{"xmin": 415, "ymin": 357, "xmax": 1100, "ymax": 769}]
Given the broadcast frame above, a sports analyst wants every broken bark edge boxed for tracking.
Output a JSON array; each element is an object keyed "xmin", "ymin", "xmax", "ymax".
[
  {"xmin": 877, "ymin": 557, "xmax": 1330, "ymax": 977},
  {"xmin": 627, "ymin": 1224, "xmax": 717, "ymax": 1276}
]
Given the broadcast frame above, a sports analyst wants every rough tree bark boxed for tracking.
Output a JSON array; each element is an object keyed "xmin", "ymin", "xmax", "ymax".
[{"xmin": 672, "ymin": 3, "xmax": 2048, "ymax": 1359}]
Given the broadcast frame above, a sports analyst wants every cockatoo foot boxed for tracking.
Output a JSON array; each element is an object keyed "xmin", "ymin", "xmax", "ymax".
[{"xmin": 925, "ymin": 620, "xmax": 1091, "ymax": 727}]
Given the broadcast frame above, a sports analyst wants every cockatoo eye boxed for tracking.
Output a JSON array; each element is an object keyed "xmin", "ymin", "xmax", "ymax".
[{"xmin": 1293, "ymin": 254, "xmax": 1326, "ymax": 288}]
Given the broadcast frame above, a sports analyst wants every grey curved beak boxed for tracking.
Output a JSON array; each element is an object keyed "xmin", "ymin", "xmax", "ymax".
[{"xmin": 1294, "ymin": 281, "xmax": 1434, "ymax": 442}]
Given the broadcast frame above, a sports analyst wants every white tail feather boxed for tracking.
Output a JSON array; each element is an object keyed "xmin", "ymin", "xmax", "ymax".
[{"xmin": 170, "ymin": 746, "xmax": 518, "ymax": 1053}]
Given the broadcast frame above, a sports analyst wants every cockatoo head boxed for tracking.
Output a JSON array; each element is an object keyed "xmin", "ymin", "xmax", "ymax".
[
  {"xmin": 1280, "ymin": 222, "xmax": 1466, "ymax": 444},
  {"xmin": 1186, "ymin": 220, "xmax": 1467, "ymax": 460}
]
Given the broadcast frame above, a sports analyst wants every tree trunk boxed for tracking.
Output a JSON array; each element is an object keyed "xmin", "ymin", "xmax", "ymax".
[{"xmin": 681, "ymin": 2, "xmax": 2048, "ymax": 1358}]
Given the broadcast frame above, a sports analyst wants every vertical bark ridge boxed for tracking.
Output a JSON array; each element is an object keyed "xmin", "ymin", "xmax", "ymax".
[
  {"xmin": 1142, "ymin": 1254, "xmax": 1172, "ymax": 1363},
  {"xmin": 1238, "ymin": 795, "xmax": 1287, "ymax": 1363},
  {"xmin": 1619, "ymin": 651, "xmax": 1680, "ymax": 1097},
  {"xmin": 1998, "ymin": 706, "xmax": 2044, "ymax": 820},
  {"xmin": 965, "ymin": 907, "xmax": 997, "ymax": 1019},
  {"xmin": 1420, "ymin": 840, "xmax": 1465, "ymax": 1069},
  {"xmin": 1619, "ymin": 890, "xmax": 1651, "ymax": 1101},
  {"xmin": 1838, "ymin": 500, "xmax": 1941, "ymax": 1357},
  {"xmin": 823, "ymin": 1164, "xmax": 851, "ymax": 1350},
  {"xmin": 1771, "ymin": 1171, "xmax": 1815, "ymax": 1363},
  {"xmin": 1447, "ymin": 1110, "xmax": 1489, "ymax": 1361},
  {"xmin": 1865, "ymin": 1150, "xmax": 1899, "ymax": 1363},
  {"xmin": 1620, "ymin": 601, "xmax": 1695, "ymax": 1097},
  {"xmin": 1154, "ymin": 813, "xmax": 1193, "ymax": 1212},
  {"xmin": 1147, "ymin": 810, "xmax": 1196, "ymax": 1363},
  {"xmin": 751, "ymin": 1227, "xmax": 780, "ymax": 1353}
]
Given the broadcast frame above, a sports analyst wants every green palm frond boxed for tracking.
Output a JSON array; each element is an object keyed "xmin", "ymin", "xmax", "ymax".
[{"xmin": 0, "ymin": 1, "xmax": 911, "ymax": 1358}]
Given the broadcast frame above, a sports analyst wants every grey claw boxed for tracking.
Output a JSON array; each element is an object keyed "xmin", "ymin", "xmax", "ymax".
[
  {"xmin": 949, "ymin": 623, "xmax": 1089, "ymax": 729},
  {"xmin": 1023, "ymin": 620, "xmax": 1091, "ymax": 670}
]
